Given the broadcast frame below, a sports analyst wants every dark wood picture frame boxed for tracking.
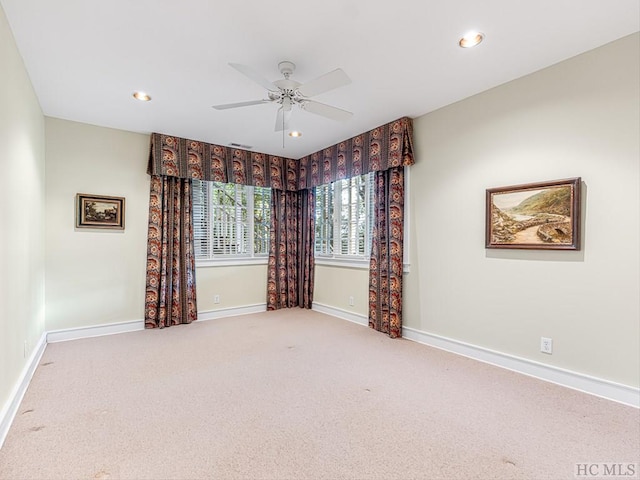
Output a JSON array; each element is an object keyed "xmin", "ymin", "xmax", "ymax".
[
  {"xmin": 486, "ymin": 178, "xmax": 581, "ymax": 250},
  {"xmin": 76, "ymin": 193, "xmax": 125, "ymax": 230}
]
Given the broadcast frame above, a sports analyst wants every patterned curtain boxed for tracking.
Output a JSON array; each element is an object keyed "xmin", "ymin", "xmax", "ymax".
[
  {"xmin": 147, "ymin": 133, "xmax": 298, "ymax": 190},
  {"xmin": 145, "ymin": 175, "xmax": 197, "ymax": 328},
  {"xmin": 267, "ymin": 188, "xmax": 315, "ymax": 310},
  {"xmin": 145, "ymin": 117, "xmax": 413, "ymax": 324},
  {"xmin": 297, "ymin": 117, "xmax": 414, "ymax": 189},
  {"xmin": 148, "ymin": 117, "xmax": 414, "ymax": 187},
  {"xmin": 369, "ymin": 166, "xmax": 405, "ymax": 338}
]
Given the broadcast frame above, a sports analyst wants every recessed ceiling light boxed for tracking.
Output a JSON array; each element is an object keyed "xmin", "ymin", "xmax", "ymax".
[
  {"xmin": 289, "ymin": 131, "xmax": 302, "ymax": 137},
  {"xmin": 459, "ymin": 31, "xmax": 484, "ymax": 48},
  {"xmin": 132, "ymin": 91, "xmax": 151, "ymax": 101}
]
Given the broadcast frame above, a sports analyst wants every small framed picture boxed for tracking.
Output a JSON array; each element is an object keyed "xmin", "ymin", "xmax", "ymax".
[
  {"xmin": 486, "ymin": 178, "xmax": 581, "ymax": 250},
  {"xmin": 76, "ymin": 194, "xmax": 125, "ymax": 230}
]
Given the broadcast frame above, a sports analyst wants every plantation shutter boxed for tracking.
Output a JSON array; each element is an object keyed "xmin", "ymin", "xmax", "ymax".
[
  {"xmin": 366, "ymin": 172, "xmax": 375, "ymax": 256},
  {"xmin": 338, "ymin": 173, "xmax": 374, "ymax": 256},
  {"xmin": 211, "ymin": 182, "xmax": 248, "ymax": 256},
  {"xmin": 192, "ymin": 179, "xmax": 211, "ymax": 260},
  {"xmin": 253, "ymin": 187, "xmax": 271, "ymax": 255},
  {"xmin": 314, "ymin": 183, "xmax": 334, "ymax": 255}
]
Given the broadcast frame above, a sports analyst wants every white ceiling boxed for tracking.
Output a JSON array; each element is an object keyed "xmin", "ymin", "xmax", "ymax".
[{"xmin": 2, "ymin": 0, "xmax": 639, "ymax": 159}]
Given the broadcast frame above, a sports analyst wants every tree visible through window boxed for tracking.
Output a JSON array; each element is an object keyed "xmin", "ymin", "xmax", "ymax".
[
  {"xmin": 314, "ymin": 173, "xmax": 374, "ymax": 259},
  {"xmin": 192, "ymin": 179, "xmax": 271, "ymax": 261}
]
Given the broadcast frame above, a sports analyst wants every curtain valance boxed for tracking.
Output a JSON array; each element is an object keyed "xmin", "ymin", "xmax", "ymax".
[
  {"xmin": 297, "ymin": 116, "xmax": 414, "ymax": 189},
  {"xmin": 147, "ymin": 116, "xmax": 414, "ymax": 190},
  {"xmin": 148, "ymin": 135, "xmax": 300, "ymax": 191}
]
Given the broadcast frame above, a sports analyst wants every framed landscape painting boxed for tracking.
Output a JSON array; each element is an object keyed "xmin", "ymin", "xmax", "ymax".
[
  {"xmin": 486, "ymin": 178, "xmax": 581, "ymax": 250},
  {"xmin": 76, "ymin": 194, "xmax": 125, "ymax": 230}
]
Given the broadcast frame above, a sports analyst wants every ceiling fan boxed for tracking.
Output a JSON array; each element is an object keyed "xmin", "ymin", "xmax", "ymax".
[{"xmin": 212, "ymin": 61, "xmax": 353, "ymax": 132}]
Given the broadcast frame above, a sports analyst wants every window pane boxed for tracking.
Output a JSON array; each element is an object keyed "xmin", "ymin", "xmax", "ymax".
[
  {"xmin": 192, "ymin": 179, "xmax": 210, "ymax": 259},
  {"xmin": 314, "ymin": 172, "xmax": 373, "ymax": 260},
  {"xmin": 315, "ymin": 183, "xmax": 334, "ymax": 254},
  {"xmin": 211, "ymin": 182, "xmax": 247, "ymax": 255},
  {"xmin": 192, "ymin": 180, "xmax": 271, "ymax": 261},
  {"xmin": 339, "ymin": 176, "xmax": 367, "ymax": 255},
  {"xmin": 253, "ymin": 187, "xmax": 271, "ymax": 255}
]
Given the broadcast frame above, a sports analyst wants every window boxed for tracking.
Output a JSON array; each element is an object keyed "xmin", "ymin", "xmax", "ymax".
[
  {"xmin": 315, "ymin": 173, "xmax": 375, "ymax": 263},
  {"xmin": 192, "ymin": 179, "xmax": 271, "ymax": 264}
]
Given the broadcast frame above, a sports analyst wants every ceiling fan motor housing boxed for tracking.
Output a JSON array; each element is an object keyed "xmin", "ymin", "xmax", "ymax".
[
  {"xmin": 278, "ymin": 61, "xmax": 296, "ymax": 78},
  {"xmin": 272, "ymin": 62, "xmax": 303, "ymax": 108}
]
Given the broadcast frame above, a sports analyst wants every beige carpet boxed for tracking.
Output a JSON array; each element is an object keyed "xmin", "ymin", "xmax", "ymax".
[{"xmin": 0, "ymin": 309, "xmax": 638, "ymax": 480}]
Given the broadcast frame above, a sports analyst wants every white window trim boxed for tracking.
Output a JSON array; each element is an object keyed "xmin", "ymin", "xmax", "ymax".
[
  {"xmin": 314, "ymin": 167, "xmax": 411, "ymax": 273},
  {"xmin": 314, "ymin": 255, "xmax": 370, "ymax": 270},
  {"xmin": 194, "ymin": 166, "xmax": 412, "ymax": 272},
  {"xmin": 314, "ymin": 256, "xmax": 410, "ymax": 273},
  {"xmin": 193, "ymin": 180, "xmax": 271, "ymax": 267},
  {"xmin": 196, "ymin": 256, "xmax": 269, "ymax": 268},
  {"xmin": 403, "ymin": 166, "xmax": 411, "ymax": 273},
  {"xmin": 315, "ymin": 173, "xmax": 373, "ymax": 261}
]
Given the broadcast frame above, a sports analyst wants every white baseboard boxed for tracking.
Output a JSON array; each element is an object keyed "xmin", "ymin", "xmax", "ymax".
[
  {"xmin": 4, "ymin": 309, "xmax": 635, "ymax": 453},
  {"xmin": 47, "ymin": 307, "xmax": 270, "ymax": 340},
  {"xmin": 47, "ymin": 319, "xmax": 144, "ymax": 343},
  {"xmin": 198, "ymin": 304, "xmax": 267, "ymax": 321},
  {"xmin": 402, "ymin": 326, "xmax": 640, "ymax": 408},
  {"xmin": 310, "ymin": 305, "xmax": 639, "ymax": 408},
  {"xmin": 312, "ymin": 302, "xmax": 368, "ymax": 326},
  {"xmin": 46, "ymin": 306, "xmax": 272, "ymax": 341},
  {"xmin": 0, "ymin": 332, "xmax": 47, "ymax": 449}
]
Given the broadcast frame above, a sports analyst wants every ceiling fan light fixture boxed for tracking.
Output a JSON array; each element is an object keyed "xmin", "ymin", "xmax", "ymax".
[
  {"xmin": 289, "ymin": 131, "xmax": 302, "ymax": 137},
  {"xmin": 133, "ymin": 91, "xmax": 151, "ymax": 101},
  {"xmin": 459, "ymin": 31, "xmax": 484, "ymax": 48}
]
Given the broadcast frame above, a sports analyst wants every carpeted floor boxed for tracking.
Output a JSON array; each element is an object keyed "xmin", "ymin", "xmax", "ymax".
[{"xmin": 0, "ymin": 309, "xmax": 638, "ymax": 480}]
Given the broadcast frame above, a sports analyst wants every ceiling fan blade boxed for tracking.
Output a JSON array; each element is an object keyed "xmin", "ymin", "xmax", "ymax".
[
  {"xmin": 274, "ymin": 107, "xmax": 292, "ymax": 132},
  {"xmin": 212, "ymin": 99, "xmax": 272, "ymax": 110},
  {"xmin": 301, "ymin": 100, "xmax": 353, "ymax": 121},
  {"xmin": 229, "ymin": 63, "xmax": 278, "ymax": 91},
  {"xmin": 297, "ymin": 68, "xmax": 351, "ymax": 97}
]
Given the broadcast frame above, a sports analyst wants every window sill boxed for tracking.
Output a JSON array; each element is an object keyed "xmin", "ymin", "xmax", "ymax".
[
  {"xmin": 314, "ymin": 256, "xmax": 369, "ymax": 270},
  {"xmin": 315, "ymin": 256, "xmax": 411, "ymax": 273},
  {"xmin": 196, "ymin": 256, "xmax": 410, "ymax": 273},
  {"xmin": 196, "ymin": 257, "xmax": 268, "ymax": 268}
]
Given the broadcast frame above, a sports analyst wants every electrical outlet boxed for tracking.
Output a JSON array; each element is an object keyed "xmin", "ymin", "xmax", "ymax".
[
  {"xmin": 349, "ymin": 296, "xmax": 354, "ymax": 306},
  {"xmin": 214, "ymin": 295, "xmax": 220, "ymax": 304},
  {"xmin": 540, "ymin": 337, "xmax": 553, "ymax": 354}
]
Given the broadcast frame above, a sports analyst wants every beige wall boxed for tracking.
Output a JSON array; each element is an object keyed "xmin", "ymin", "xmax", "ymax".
[
  {"xmin": 45, "ymin": 118, "xmax": 269, "ymax": 328},
  {"xmin": 0, "ymin": 4, "xmax": 46, "ymax": 416},
  {"xmin": 44, "ymin": 118, "xmax": 150, "ymax": 330},
  {"xmin": 197, "ymin": 264, "xmax": 268, "ymax": 312},
  {"xmin": 404, "ymin": 33, "xmax": 639, "ymax": 387},
  {"xmin": 314, "ymin": 265, "xmax": 369, "ymax": 318},
  {"xmin": 316, "ymin": 34, "xmax": 639, "ymax": 387}
]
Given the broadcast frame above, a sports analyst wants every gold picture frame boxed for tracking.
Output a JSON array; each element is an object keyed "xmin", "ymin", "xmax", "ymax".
[
  {"xmin": 486, "ymin": 178, "xmax": 581, "ymax": 250},
  {"xmin": 76, "ymin": 193, "xmax": 125, "ymax": 230}
]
